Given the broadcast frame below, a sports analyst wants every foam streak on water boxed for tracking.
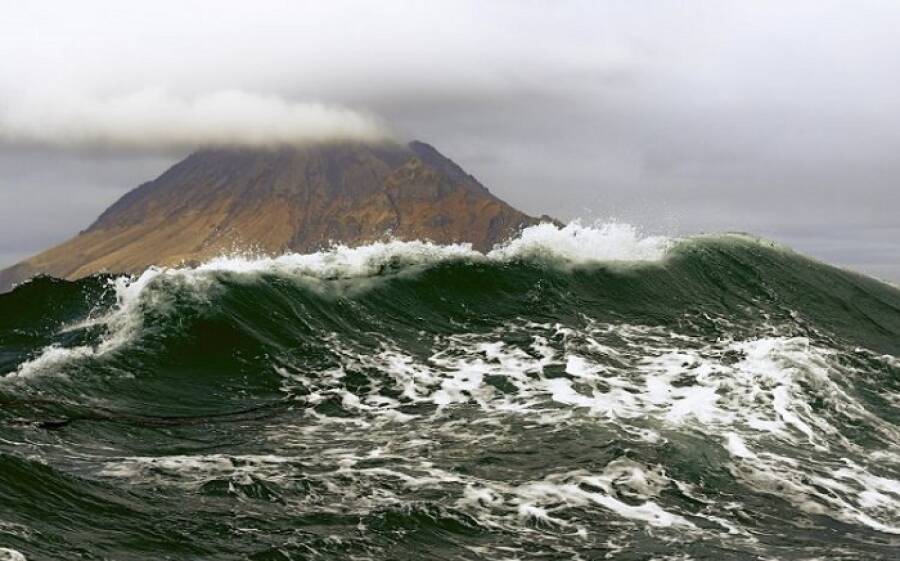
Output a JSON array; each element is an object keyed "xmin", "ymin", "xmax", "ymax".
[{"xmin": 0, "ymin": 222, "xmax": 898, "ymax": 560}]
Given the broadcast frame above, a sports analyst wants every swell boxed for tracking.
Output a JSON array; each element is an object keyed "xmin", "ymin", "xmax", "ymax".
[
  {"xmin": 1, "ymin": 224, "xmax": 900, "ymax": 559},
  {"xmin": 0, "ymin": 225, "xmax": 897, "ymax": 428},
  {"xmin": 2, "ymin": 225, "xmax": 898, "ymax": 385}
]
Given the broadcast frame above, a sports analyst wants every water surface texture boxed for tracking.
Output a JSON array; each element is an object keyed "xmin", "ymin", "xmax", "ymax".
[{"xmin": 2, "ymin": 224, "xmax": 899, "ymax": 560}]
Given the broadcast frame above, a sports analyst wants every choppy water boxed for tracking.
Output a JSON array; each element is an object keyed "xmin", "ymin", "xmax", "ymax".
[{"xmin": 1, "ymin": 223, "xmax": 899, "ymax": 560}]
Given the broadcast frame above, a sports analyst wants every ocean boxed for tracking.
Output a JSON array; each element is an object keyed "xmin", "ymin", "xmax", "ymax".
[{"xmin": 1, "ymin": 223, "xmax": 898, "ymax": 560}]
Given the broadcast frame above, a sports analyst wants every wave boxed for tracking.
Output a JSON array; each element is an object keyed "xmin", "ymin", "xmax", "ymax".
[
  {"xmin": 5, "ymin": 222, "xmax": 897, "ymax": 382},
  {"xmin": 1, "ymin": 222, "xmax": 899, "ymax": 560},
  {"xmin": 3, "ymin": 222, "xmax": 670, "ymax": 379}
]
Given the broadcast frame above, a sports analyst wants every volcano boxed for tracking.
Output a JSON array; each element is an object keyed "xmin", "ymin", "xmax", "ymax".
[{"xmin": 0, "ymin": 140, "xmax": 547, "ymax": 291}]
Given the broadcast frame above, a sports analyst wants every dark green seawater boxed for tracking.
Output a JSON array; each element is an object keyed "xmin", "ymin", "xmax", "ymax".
[{"xmin": 1, "ymin": 226, "xmax": 899, "ymax": 560}]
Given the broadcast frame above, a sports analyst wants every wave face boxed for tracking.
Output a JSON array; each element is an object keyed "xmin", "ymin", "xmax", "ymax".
[{"xmin": 1, "ymin": 223, "xmax": 899, "ymax": 560}]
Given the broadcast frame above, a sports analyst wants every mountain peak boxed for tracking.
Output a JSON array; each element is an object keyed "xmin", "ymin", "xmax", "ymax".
[{"xmin": 1, "ymin": 140, "xmax": 543, "ymax": 291}]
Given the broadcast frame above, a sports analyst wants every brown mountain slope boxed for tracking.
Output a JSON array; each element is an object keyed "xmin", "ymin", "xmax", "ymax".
[{"xmin": 0, "ymin": 140, "xmax": 545, "ymax": 291}]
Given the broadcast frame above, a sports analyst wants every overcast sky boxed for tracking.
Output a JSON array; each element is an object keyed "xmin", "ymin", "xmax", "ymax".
[{"xmin": 1, "ymin": 1, "xmax": 898, "ymax": 280}]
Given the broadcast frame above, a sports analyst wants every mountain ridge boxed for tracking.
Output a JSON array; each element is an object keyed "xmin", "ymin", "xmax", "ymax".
[{"xmin": 0, "ymin": 140, "xmax": 548, "ymax": 291}]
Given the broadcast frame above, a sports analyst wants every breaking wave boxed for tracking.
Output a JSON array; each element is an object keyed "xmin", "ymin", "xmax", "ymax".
[{"xmin": 1, "ymin": 222, "xmax": 898, "ymax": 560}]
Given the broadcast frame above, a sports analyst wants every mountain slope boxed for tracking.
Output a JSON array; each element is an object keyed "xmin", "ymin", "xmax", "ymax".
[{"xmin": 0, "ymin": 141, "xmax": 545, "ymax": 291}]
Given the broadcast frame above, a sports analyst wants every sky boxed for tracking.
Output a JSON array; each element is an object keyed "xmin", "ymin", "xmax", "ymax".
[{"xmin": 1, "ymin": 1, "xmax": 898, "ymax": 281}]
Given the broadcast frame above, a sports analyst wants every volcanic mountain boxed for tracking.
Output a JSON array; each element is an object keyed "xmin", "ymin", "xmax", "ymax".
[{"xmin": 0, "ymin": 140, "xmax": 547, "ymax": 291}]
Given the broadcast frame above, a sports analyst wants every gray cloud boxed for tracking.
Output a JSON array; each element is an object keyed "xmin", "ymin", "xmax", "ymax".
[{"xmin": 0, "ymin": 0, "xmax": 898, "ymax": 280}]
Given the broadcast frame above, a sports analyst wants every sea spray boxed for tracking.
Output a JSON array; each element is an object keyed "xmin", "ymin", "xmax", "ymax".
[{"xmin": 1, "ymin": 223, "xmax": 898, "ymax": 560}]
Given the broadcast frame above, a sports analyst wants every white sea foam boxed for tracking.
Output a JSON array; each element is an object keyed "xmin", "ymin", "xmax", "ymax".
[
  {"xmin": 0, "ymin": 548, "xmax": 26, "ymax": 561},
  {"xmin": 86, "ymin": 313, "xmax": 898, "ymax": 540},
  {"xmin": 5, "ymin": 221, "xmax": 900, "ymax": 545},
  {"xmin": 490, "ymin": 221, "xmax": 671, "ymax": 263},
  {"xmin": 99, "ymin": 449, "xmax": 696, "ymax": 536},
  {"xmin": 494, "ymin": 467, "xmax": 694, "ymax": 529},
  {"xmin": 3, "ymin": 222, "xmax": 670, "ymax": 381},
  {"xmin": 270, "ymin": 319, "xmax": 900, "ymax": 536},
  {"xmin": 21, "ymin": 298, "xmax": 899, "ymax": 539},
  {"xmin": 192, "ymin": 221, "xmax": 671, "ymax": 276}
]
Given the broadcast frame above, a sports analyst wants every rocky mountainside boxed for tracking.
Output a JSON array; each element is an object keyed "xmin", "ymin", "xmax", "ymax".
[{"xmin": 0, "ymin": 140, "xmax": 546, "ymax": 291}]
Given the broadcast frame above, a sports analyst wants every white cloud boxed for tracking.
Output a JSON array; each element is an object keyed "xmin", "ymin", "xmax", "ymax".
[{"xmin": 0, "ymin": 89, "xmax": 389, "ymax": 150}]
